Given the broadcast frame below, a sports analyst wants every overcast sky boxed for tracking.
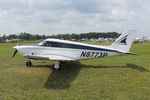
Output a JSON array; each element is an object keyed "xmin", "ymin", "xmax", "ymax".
[{"xmin": 0, "ymin": 0, "xmax": 150, "ymax": 37}]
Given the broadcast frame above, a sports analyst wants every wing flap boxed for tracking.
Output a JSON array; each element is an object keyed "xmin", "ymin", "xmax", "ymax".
[{"xmin": 48, "ymin": 55, "xmax": 75, "ymax": 61}]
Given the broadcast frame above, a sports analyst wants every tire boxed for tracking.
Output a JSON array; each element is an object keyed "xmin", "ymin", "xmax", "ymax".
[{"xmin": 26, "ymin": 61, "xmax": 32, "ymax": 67}]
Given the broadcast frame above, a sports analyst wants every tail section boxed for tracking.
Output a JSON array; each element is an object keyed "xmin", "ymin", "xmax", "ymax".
[{"xmin": 110, "ymin": 29, "xmax": 136, "ymax": 52}]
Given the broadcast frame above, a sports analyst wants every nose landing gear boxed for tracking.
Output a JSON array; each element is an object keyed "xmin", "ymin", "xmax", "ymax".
[{"xmin": 26, "ymin": 60, "xmax": 32, "ymax": 67}]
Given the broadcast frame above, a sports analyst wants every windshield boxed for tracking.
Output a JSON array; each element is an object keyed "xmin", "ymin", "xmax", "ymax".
[
  {"xmin": 39, "ymin": 40, "xmax": 52, "ymax": 47},
  {"xmin": 39, "ymin": 40, "xmax": 46, "ymax": 46}
]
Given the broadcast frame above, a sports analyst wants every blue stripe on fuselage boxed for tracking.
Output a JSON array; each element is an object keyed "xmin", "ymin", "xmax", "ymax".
[
  {"xmin": 68, "ymin": 44, "xmax": 117, "ymax": 52},
  {"xmin": 21, "ymin": 44, "xmax": 117, "ymax": 52}
]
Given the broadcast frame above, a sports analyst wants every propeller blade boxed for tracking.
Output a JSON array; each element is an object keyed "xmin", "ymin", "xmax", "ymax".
[{"xmin": 12, "ymin": 50, "xmax": 18, "ymax": 58}]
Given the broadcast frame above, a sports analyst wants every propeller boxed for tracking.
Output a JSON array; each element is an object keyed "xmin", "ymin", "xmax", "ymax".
[
  {"xmin": 12, "ymin": 34, "xmax": 19, "ymax": 58},
  {"xmin": 12, "ymin": 49, "xmax": 18, "ymax": 58}
]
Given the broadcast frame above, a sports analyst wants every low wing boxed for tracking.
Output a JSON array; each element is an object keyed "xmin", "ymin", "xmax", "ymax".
[
  {"xmin": 24, "ymin": 54, "xmax": 76, "ymax": 61},
  {"xmin": 48, "ymin": 55, "xmax": 76, "ymax": 61}
]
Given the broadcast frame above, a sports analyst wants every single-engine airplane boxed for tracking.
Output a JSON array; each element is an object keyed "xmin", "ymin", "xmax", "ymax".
[{"xmin": 12, "ymin": 30, "xmax": 137, "ymax": 69}]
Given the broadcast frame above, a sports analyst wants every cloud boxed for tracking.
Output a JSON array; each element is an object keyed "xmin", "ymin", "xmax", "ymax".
[
  {"xmin": 0, "ymin": 0, "xmax": 29, "ymax": 10},
  {"xmin": 70, "ymin": 0, "xmax": 105, "ymax": 13},
  {"xmin": 0, "ymin": 0, "xmax": 149, "ymax": 37}
]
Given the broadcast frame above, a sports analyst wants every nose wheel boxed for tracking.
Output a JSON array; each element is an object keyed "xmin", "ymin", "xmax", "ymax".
[{"xmin": 26, "ymin": 60, "xmax": 32, "ymax": 67}]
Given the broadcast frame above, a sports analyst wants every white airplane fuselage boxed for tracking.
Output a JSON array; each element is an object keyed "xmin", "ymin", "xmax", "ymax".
[{"xmin": 15, "ymin": 40, "xmax": 121, "ymax": 61}]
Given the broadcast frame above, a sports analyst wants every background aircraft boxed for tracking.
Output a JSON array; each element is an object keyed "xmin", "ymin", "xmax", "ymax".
[{"xmin": 12, "ymin": 30, "xmax": 136, "ymax": 69}]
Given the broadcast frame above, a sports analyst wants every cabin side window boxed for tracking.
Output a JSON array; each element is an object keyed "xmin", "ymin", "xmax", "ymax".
[
  {"xmin": 45, "ymin": 41, "xmax": 52, "ymax": 47},
  {"xmin": 39, "ymin": 41, "xmax": 70, "ymax": 48},
  {"xmin": 50, "ymin": 42, "xmax": 60, "ymax": 47},
  {"xmin": 60, "ymin": 43, "xmax": 69, "ymax": 48},
  {"xmin": 46, "ymin": 42, "xmax": 70, "ymax": 48},
  {"xmin": 40, "ymin": 41, "xmax": 61, "ymax": 47}
]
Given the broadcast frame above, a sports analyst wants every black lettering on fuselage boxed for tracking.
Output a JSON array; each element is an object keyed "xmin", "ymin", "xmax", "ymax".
[
  {"xmin": 103, "ymin": 53, "xmax": 108, "ymax": 57},
  {"xmin": 80, "ymin": 51, "xmax": 108, "ymax": 58},
  {"xmin": 80, "ymin": 51, "xmax": 86, "ymax": 57},
  {"xmin": 95, "ymin": 52, "xmax": 99, "ymax": 57},
  {"xmin": 86, "ymin": 52, "xmax": 90, "ymax": 57},
  {"xmin": 90, "ymin": 52, "xmax": 95, "ymax": 57},
  {"xmin": 99, "ymin": 52, "xmax": 103, "ymax": 57}
]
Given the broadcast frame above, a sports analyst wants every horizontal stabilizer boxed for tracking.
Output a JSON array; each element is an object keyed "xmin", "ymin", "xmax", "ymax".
[{"xmin": 125, "ymin": 52, "xmax": 138, "ymax": 55}]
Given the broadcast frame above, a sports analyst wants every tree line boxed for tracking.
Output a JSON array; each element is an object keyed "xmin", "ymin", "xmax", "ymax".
[{"xmin": 1, "ymin": 32, "xmax": 120, "ymax": 40}]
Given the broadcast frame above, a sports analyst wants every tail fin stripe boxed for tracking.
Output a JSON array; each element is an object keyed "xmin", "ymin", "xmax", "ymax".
[
  {"xmin": 110, "ymin": 30, "xmax": 136, "ymax": 52},
  {"xmin": 117, "ymin": 35, "xmax": 128, "ymax": 45}
]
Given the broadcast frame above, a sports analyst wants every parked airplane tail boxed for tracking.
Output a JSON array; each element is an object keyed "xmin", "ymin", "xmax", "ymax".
[{"xmin": 110, "ymin": 29, "xmax": 136, "ymax": 53}]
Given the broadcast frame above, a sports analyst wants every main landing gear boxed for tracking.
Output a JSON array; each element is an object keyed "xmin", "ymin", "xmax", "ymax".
[
  {"xmin": 25, "ymin": 60, "xmax": 60, "ymax": 69},
  {"xmin": 54, "ymin": 61, "xmax": 60, "ymax": 69},
  {"xmin": 26, "ymin": 60, "xmax": 32, "ymax": 67}
]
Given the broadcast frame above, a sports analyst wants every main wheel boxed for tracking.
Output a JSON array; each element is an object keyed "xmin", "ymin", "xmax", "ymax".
[{"xmin": 26, "ymin": 61, "xmax": 32, "ymax": 67}]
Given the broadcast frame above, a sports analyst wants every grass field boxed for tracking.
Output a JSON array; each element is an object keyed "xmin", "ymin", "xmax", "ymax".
[{"xmin": 0, "ymin": 42, "xmax": 150, "ymax": 100}]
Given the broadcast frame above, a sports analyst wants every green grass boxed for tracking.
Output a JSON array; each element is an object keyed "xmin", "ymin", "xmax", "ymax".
[{"xmin": 0, "ymin": 42, "xmax": 150, "ymax": 100}]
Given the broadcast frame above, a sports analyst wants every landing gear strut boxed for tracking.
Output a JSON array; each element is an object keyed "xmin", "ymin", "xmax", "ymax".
[
  {"xmin": 26, "ymin": 60, "xmax": 32, "ymax": 67},
  {"xmin": 54, "ymin": 61, "xmax": 60, "ymax": 69}
]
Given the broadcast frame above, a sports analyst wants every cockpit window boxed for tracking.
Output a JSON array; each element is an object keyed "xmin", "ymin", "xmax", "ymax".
[{"xmin": 39, "ymin": 41, "xmax": 63, "ymax": 47}]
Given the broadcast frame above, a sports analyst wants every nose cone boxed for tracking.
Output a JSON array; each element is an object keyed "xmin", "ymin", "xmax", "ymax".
[{"xmin": 13, "ymin": 45, "xmax": 19, "ymax": 49}]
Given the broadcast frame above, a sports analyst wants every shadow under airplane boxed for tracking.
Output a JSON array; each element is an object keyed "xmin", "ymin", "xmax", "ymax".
[{"xmin": 32, "ymin": 61, "xmax": 149, "ymax": 89}]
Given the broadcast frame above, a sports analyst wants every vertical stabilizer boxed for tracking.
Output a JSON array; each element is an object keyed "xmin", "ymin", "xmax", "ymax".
[{"xmin": 110, "ymin": 30, "xmax": 136, "ymax": 52}]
